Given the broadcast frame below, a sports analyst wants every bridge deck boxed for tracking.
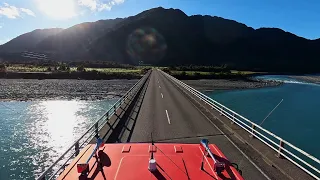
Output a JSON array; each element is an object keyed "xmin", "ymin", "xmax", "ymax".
[
  {"xmin": 95, "ymin": 70, "xmax": 316, "ymax": 180},
  {"xmin": 128, "ymin": 70, "xmax": 273, "ymax": 180}
]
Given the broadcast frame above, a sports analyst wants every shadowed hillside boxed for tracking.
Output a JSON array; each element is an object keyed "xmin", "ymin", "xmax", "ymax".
[
  {"xmin": 0, "ymin": 7, "xmax": 319, "ymax": 73},
  {"xmin": 0, "ymin": 28, "xmax": 62, "ymax": 52}
]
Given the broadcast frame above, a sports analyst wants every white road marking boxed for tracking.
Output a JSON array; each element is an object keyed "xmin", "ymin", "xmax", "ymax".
[
  {"xmin": 161, "ymin": 93, "xmax": 164, "ymax": 98},
  {"xmin": 165, "ymin": 110, "xmax": 171, "ymax": 124},
  {"xmin": 159, "ymin": 85, "xmax": 161, "ymax": 88}
]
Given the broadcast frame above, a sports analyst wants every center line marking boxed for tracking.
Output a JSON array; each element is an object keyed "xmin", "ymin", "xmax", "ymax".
[
  {"xmin": 159, "ymin": 85, "xmax": 161, "ymax": 88},
  {"xmin": 165, "ymin": 110, "xmax": 171, "ymax": 124},
  {"xmin": 161, "ymin": 93, "xmax": 164, "ymax": 98}
]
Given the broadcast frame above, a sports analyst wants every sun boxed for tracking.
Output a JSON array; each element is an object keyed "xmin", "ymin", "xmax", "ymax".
[{"xmin": 37, "ymin": 0, "xmax": 77, "ymax": 19}]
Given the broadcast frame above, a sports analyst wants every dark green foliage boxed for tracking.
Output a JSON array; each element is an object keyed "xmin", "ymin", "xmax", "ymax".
[
  {"xmin": 0, "ymin": 64, "xmax": 6, "ymax": 72},
  {"xmin": 162, "ymin": 68, "xmax": 171, "ymax": 73},
  {"xmin": 58, "ymin": 64, "xmax": 68, "ymax": 71},
  {"xmin": 69, "ymin": 61, "xmax": 133, "ymax": 68},
  {"xmin": 76, "ymin": 65, "xmax": 85, "ymax": 72},
  {"xmin": 169, "ymin": 65, "xmax": 230, "ymax": 73},
  {"xmin": 140, "ymin": 67, "xmax": 151, "ymax": 74}
]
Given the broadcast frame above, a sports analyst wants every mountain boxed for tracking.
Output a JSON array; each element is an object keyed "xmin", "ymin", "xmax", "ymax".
[
  {"xmin": 0, "ymin": 7, "xmax": 319, "ymax": 73},
  {"xmin": 36, "ymin": 18, "xmax": 123, "ymax": 60},
  {"xmin": 0, "ymin": 28, "xmax": 62, "ymax": 52},
  {"xmin": 87, "ymin": 7, "xmax": 320, "ymax": 72}
]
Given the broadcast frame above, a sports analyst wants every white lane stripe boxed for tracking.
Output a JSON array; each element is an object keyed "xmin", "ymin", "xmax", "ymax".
[
  {"xmin": 165, "ymin": 110, "xmax": 171, "ymax": 124},
  {"xmin": 161, "ymin": 93, "xmax": 164, "ymax": 98},
  {"xmin": 159, "ymin": 85, "xmax": 161, "ymax": 88}
]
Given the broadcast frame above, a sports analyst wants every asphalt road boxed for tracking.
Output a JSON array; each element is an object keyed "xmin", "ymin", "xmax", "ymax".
[{"xmin": 130, "ymin": 70, "xmax": 271, "ymax": 180}]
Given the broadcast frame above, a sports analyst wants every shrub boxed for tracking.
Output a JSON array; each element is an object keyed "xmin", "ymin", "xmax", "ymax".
[{"xmin": 77, "ymin": 65, "xmax": 86, "ymax": 72}]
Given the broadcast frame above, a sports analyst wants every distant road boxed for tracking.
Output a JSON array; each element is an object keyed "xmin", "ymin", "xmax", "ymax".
[{"xmin": 130, "ymin": 70, "xmax": 270, "ymax": 180}]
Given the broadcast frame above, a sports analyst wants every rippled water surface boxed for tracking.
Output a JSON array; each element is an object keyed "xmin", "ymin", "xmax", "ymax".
[
  {"xmin": 206, "ymin": 75, "xmax": 320, "ymax": 159},
  {"xmin": 0, "ymin": 99, "xmax": 117, "ymax": 179}
]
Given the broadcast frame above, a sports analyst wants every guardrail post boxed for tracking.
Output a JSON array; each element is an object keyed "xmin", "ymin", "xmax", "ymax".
[
  {"xmin": 114, "ymin": 104, "xmax": 117, "ymax": 113},
  {"xmin": 277, "ymin": 140, "xmax": 285, "ymax": 158},
  {"xmin": 220, "ymin": 107, "xmax": 224, "ymax": 116},
  {"xmin": 75, "ymin": 141, "xmax": 80, "ymax": 156},
  {"xmin": 95, "ymin": 122, "xmax": 98, "ymax": 135},
  {"xmin": 249, "ymin": 124, "xmax": 256, "ymax": 138},
  {"xmin": 231, "ymin": 113, "xmax": 235, "ymax": 124},
  {"xmin": 106, "ymin": 111, "xmax": 109, "ymax": 119}
]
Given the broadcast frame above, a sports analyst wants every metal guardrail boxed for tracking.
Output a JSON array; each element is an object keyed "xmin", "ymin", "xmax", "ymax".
[
  {"xmin": 160, "ymin": 69, "xmax": 320, "ymax": 179},
  {"xmin": 37, "ymin": 71, "xmax": 150, "ymax": 180}
]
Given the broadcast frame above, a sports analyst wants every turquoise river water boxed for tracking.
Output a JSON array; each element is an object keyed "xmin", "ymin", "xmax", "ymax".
[
  {"xmin": 0, "ymin": 99, "xmax": 117, "ymax": 179},
  {"xmin": 206, "ymin": 75, "xmax": 320, "ymax": 161}
]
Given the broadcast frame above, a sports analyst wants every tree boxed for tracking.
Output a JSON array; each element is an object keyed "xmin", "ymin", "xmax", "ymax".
[
  {"xmin": 77, "ymin": 65, "xmax": 85, "ymax": 72},
  {"xmin": 0, "ymin": 64, "xmax": 6, "ymax": 72},
  {"xmin": 0, "ymin": 64, "xmax": 7, "ymax": 72},
  {"xmin": 58, "ymin": 64, "xmax": 68, "ymax": 71},
  {"xmin": 180, "ymin": 71, "xmax": 186, "ymax": 76}
]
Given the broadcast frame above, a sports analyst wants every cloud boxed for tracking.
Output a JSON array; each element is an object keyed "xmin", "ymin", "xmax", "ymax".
[
  {"xmin": 0, "ymin": 3, "xmax": 20, "ymax": 19},
  {"xmin": 78, "ymin": 0, "xmax": 97, "ymax": 11},
  {"xmin": 36, "ymin": 0, "xmax": 76, "ymax": 19},
  {"xmin": 78, "ymin": 0, "xmax": 125, "ymax": 12},
  {"xmin": 20, "ymin": 8, "xmax": 36, "ymax": 17},
  {"xmin": 0, "ymin": 3, "xmax": 35, "ymax": 19}
]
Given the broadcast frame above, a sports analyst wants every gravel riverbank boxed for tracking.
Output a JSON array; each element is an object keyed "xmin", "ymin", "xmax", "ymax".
[
  {"xmin": 0, "ymin": 77, "xmax": 282, "ymax": 101},
  {"xmin": 0, "ymin": 79, "xmax": 138, "ymax": 101},
  {"xmin": 289, "ymin": 75, "xmax": 320, "ymax": 84},
  {"xmin": 183, "ymin": 79, "xmax": 282, "ymax": 91}
]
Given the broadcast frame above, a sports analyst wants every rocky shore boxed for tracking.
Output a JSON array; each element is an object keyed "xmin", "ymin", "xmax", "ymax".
[
  {"xmin": 0, "ymin": 76, "xmax": 283, "ymax": 101},
  {"xmin": 289, "ymin": 75, "xmax": 320, "ymax": 84},
  {"xmin": 183, "ymin": 79, "xmax": 282, "ymax": 91},
  {"xmin": 0, "ymin": 79, "xmax": 137, "ymax": 101}
]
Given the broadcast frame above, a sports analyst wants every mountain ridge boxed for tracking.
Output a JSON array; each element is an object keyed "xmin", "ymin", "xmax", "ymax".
[{"xmin": 0, "ymin": 7, "xmax": 319, "ymax": 73}]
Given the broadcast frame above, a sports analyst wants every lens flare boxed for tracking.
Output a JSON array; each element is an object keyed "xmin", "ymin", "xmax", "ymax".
[{"xmin": 126, "ymin": 27, "xmax": 167, "ymax": 65}]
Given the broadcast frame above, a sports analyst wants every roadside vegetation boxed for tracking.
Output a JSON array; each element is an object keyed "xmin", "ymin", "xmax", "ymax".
[
  {"xmin": 0, "ymin": 61, "xmax": 151, "ymax": 79},
  {"xmin": 161, "ymin": 65, "xmax": 261, "ymax": 80},
  {"xmin": 0, "ymin": 61, "xmax": 267, "ymax": 80}
]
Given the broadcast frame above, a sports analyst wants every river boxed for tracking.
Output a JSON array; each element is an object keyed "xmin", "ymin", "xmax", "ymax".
[
  {"xmin": 0, "ymin": 99, "xmax": 117, "ymax": 179},
  {"xmin": 206, "ymin": 75, "xmax": 320, "ymax": 160}
]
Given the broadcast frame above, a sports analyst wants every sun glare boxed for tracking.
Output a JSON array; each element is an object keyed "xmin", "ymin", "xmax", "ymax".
[{"xmin": 37, "ymin": 0, "xmax": 77, "ymax": 19}]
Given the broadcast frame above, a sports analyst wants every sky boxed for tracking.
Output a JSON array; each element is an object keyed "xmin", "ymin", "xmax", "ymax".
[{"xmin": 0, "ymin": 0, "xmax": 320, "ymax": 44}]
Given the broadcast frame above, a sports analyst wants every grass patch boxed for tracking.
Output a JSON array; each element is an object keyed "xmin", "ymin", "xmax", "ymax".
[
  {"xmin": 7, "ymin": 66, "xmax": 47, "ymax": 72},
  {"xmin": 79, "ymin": 68, "xmax": 141, "ymax": 74},
  {"xmin": 231, "ymin": 70, "xmax": 268, "ymax": 75}
]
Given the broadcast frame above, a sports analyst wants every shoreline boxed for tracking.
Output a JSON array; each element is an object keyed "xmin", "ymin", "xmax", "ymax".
[
  {"xmin": 0, "ymin": 79, "xmax": 137, "ymax": 102},
  {"xmin": 183, "ymin": 79, "xmax": 283, "ymax": 91},
  {"xmin": 0, "ymin": 78, "xmax": 283, "ymax": 102},
  {"xmin": 289, "ymin": 75, "xmax": 320, "ymax": 84}
]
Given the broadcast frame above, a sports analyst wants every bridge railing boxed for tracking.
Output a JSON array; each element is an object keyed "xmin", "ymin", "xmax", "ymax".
[
  {"xmin": 36, "ymin": 71, "xmax": 151, "ymax": 180},
  {"xmin": 160, "ymin": 70, "xmax": 320, "ymax": 179}
]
